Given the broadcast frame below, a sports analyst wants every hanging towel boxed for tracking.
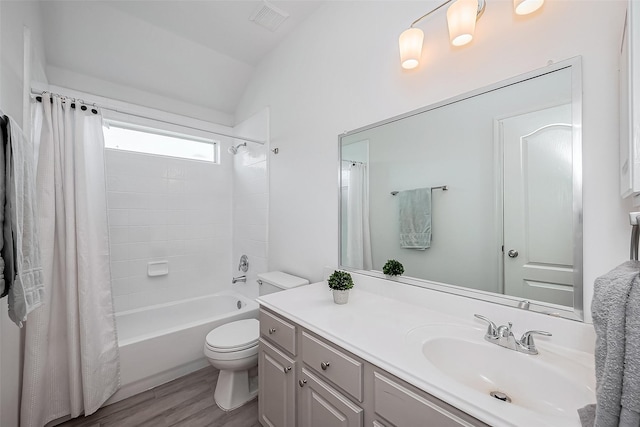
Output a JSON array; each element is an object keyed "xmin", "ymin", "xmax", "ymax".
[
  {"xmin": 398, "ymin": 187, "xmax": 431, "ymax": 250},
  {"xmin": 582, "ymin": 260, "xmax": 640, "ymax": 427},
  {"xmin": 6, "ymin": 116, "xmax": 44, "ymax": 326},
  {"xmin": 0, "ymin": 116, "xmax": 8, "ymax": 298}
]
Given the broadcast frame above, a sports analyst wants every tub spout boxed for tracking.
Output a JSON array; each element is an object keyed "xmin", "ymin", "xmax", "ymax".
[{"xmin": 232, "ymin": 275, "xmax": 247, "ymax": 284}]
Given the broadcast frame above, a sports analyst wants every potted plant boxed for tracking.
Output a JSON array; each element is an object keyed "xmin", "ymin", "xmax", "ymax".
[
  {"xmin": 382, "ymin": 259, "xmax": 404, "ymax": 278},
  {"xmin": 327, "ymin": 270, "xmax": 354, "ymax": 304}
]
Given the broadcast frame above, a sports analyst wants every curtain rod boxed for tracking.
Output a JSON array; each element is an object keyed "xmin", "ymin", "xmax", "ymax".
[
  {"xmin": 35, "ymin": 95, "xmax": 99, "ymax": 115},
  {"xmin": 30, "ymin": 91, "xmax": 265, "ymax": 145}
]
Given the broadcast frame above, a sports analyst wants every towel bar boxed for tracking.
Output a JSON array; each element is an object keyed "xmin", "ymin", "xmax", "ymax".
[
  {"xmin": 391, "ymin": 185, "xmax": 448, "ymax": 196},
  {"xmin": 630, "ymin": 212, "xmax": 640, "ymax": 260}
]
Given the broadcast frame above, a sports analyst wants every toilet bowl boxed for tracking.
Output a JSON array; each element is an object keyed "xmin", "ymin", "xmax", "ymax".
[
  {"xmin": 204, "ymin": 272, "xmax": 309, "ymax": 411},
  {"xmin": 204, "ymin": 318, "xmax": 259, "ymax": 411}
]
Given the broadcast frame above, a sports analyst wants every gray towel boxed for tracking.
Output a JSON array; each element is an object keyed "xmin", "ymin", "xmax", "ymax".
[
  {"xmin": 6, "ymin": 116, "xmax": 44, "ymax": 327},
  {"xmin": 579, "ymin": 404, "xmax": 596, "ymax": 427},
  {"xmin": 588, "ymin": 261, "xmax": 640, "ymax": 427},
  {"xmin": 0, "ymin": 116, "xmax": 7, "ymax": 297},
  {"xmin": 398, "ymin": 188, "xmax": 431, "ymax": 250}
]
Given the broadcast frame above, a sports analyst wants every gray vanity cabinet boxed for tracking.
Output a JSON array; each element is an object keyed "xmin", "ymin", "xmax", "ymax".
[{"xmin": 258, "ymin": 308, "xmax": 488, "ymax": 427}]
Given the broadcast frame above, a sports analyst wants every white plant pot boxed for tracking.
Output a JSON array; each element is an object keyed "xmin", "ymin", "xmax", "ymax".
[{"xmin": 332, "ymin": 289, "xmax": 350, "ymax": 304}]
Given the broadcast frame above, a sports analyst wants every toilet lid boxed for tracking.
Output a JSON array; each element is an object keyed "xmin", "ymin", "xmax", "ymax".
[{"xmin": 205, "ymin": 319, "xmax": 259, "ymax": 351}]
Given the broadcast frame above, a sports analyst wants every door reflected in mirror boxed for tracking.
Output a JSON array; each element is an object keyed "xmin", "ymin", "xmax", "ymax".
[{"xmin": 339, "ymin": 58, "xmax": 582, "ymax": 320}]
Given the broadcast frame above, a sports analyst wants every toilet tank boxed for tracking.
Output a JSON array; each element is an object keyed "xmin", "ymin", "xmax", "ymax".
[{"xmin": 258, "ymin": 271, "xmax": 309, "ymax": 296}]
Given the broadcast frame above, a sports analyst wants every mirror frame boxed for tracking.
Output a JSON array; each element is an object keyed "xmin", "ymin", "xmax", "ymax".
[{"xmin": 338, "ymin": 56, "xmax": 583, "ymax": 321}]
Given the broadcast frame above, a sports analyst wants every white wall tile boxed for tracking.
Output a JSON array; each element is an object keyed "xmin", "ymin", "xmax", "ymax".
[
  {"xmin": 128, "ymin": 226, "xmax": 150, "ymax": 243},
  {"xmin": 232, "ymin": 112, "xmax": 270, "ymax": 299},
  {"xmin": 106, "ymin": 149, "xmax": 233, "ymax": 312},
  {"xmin": 110, "ymin": 226, "xmax": 130, "ymax": 244},
  {"xmin": 108, "ymin": 209, "xmax": 129, "ymax": 226}
]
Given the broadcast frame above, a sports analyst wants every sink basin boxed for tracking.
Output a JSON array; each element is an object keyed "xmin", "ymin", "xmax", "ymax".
[{"xmin": 407, "ymin": 324, "xmax": 595, "ymax": 423}]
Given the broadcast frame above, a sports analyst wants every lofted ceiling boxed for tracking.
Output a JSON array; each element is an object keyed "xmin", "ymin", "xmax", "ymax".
[{"xmin": 39, "ymin": 1, "xmax": 324, "ymax": 119}]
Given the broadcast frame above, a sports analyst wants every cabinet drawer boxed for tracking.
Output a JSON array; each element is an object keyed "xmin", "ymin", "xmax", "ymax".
[
  {"xmin": 260, "ymin": 309, "xmax": 297, "ymax": 356},
  {"xmin": 302, "ymin": 331, "xmax": 363, "ymax": 402},
  {"xmin": 373, "ymin": 372, "xmax": 485, "ymax": 427}
]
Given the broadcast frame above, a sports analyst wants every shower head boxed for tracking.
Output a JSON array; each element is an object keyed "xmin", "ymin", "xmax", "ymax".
[{"xmin": 227, "ymin": 142, "xmax": 247, "ymax": 155}]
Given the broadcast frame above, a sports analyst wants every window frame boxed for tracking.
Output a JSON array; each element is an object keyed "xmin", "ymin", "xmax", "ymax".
[{"xmin": 102, "ymin": 110, "xmax": 221, "ymax": 164}]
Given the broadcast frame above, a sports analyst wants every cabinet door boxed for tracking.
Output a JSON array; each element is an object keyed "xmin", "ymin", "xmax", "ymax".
[
  {"xmin": 298, "ymin": 368, "xmax": 363, "ymax": 427},
  {"xmin": 259, "ymin": 338, "xmax": 296, "ymax": 427}
]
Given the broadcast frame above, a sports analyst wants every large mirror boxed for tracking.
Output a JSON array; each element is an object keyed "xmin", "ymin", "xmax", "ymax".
[{"xmin": 339, "ymin": 58, "xmax": 583, "ymax": 320}]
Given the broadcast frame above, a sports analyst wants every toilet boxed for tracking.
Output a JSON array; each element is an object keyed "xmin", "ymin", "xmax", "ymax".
[{"xmin": 204, "ymin": 271, "xmax": 309, "ymax": 411}]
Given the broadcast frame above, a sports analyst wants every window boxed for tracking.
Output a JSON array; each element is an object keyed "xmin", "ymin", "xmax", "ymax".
[{"xmin": 103, "ymin": 122, "xmax": 218, "ymax": 163}]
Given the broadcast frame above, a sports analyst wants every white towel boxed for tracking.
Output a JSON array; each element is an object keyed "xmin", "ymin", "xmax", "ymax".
[
  {"xmin": 398, "ymin": 188, "xmax": 431, "ymax": 250},
  {"xmin": 6, "ymin": 116, "xmax": 44, "ymax": 326}
]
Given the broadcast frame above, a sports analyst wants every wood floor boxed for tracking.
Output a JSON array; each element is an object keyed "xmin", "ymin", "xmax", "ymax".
[{"xmin": 59, "ymin": 366, "xmax": 260, "ymax": 427}]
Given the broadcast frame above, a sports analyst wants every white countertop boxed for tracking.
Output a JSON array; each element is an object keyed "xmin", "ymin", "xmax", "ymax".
[{"xmin": 257, "ymin": 281, "xmax": 596, "ymax": 427}]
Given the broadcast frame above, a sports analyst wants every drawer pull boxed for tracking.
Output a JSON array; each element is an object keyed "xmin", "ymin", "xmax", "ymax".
[
  {"xmin": 321, "ymin": 361, "xmax": 331, "ymax": 370},
  {"xmin": 284, "ymin": 366, "xmax": 292, "ymax": 374},
  {"xmin": 268, "ymin": 328, "xmax": 276, "ymax": 334},
  {"xmin": 299, "ymin": 379, "xmax": 307, "ymax": 387}
]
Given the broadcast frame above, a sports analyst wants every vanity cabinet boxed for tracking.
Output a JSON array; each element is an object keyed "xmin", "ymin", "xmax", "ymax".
[
  {"xmin": 620, "ymin": 0, "xmax": 640, "ymax": 199},
  {"xmin": 258, "ymin": 308, "xmax": 489, "ymax": 427}
]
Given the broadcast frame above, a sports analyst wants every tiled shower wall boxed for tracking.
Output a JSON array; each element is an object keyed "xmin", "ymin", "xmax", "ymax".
[
  {"xmin": 232, "ymin": 109, "xmax": 269, "ymax": 299},
  {"xmin": 106, "ymin": 148, "xmax": 233, "ymax": 312},
  {"xmin": 232, "ymin": 145, "xmax": 268, "ymax": 298}
]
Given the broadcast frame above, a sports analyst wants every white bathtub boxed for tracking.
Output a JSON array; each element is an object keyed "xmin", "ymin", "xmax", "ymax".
[{"xmin": 107, "ymin": 291, "xmax": 258, "ymax": 404}]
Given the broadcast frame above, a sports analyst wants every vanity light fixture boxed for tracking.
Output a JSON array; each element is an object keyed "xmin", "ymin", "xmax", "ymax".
[
  {"xmin": 399, "ymin": 0, "xmax": 544, "ymax": 70},
  {"xmin": 513, "ymin": 0, "xmax": 544, "ymax": 15}
]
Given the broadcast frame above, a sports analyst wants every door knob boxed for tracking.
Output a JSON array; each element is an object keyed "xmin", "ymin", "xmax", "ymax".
[
  {"xmin": 507, "ymin": 249, "xmax": 519, "ymax": 258},
  {"xmin": 321, "ymin": 362, "xmax": 330, "ymax": 370}
]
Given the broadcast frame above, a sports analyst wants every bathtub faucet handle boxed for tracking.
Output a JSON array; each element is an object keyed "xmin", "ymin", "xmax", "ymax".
[{"xmin": 238, "ymin": 255, "xmax": 249, "ymax": 273}]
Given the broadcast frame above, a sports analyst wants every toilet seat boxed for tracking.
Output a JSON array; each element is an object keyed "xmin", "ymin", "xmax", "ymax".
[{"xmin": 205, "ymin": 319, "xmax": 259, "ymax": 353}]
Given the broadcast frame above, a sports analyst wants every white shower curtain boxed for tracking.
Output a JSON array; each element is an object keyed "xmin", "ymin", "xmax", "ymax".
[
  {"xmin": 21, "ymin": 94, "xmax": 120, "ymax": 426},
  {"xmin": 345, "ymin": 163, "xmax": 372, "ymax": 270}
]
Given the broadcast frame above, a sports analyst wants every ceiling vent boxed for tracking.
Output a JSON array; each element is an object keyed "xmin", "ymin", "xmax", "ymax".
[{"xmin": 249, "ymin": 1, "xmax": 290, "ymax": 32}]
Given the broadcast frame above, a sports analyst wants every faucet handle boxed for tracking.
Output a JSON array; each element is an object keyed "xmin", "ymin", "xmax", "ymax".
[
  {"xmin": 474, "ymin": 314, "xmax": 498, "ymax": 338},
  {"xmin": 519, "ymin": 330, "xmax": 552, "ymax": 354}
]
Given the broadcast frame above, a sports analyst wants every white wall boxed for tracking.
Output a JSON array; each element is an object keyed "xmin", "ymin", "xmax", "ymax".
[
  {"xmin": 106, "ymin": 146, "xmax": 234, "ymax": 313},
  {"xmin": 46, "ymin": 66, "xmax": 235, "ymax": 126},
  {"xmin": 235, "ymin": 0, "xmax": 630, "ymax": 323},
  {"xmin": 231, "ymin": 109, "xmax": 270, "ymax": 300},
  {"xmin": 0, "ymin": 2, "xmax": 47, "ymax": 426}
]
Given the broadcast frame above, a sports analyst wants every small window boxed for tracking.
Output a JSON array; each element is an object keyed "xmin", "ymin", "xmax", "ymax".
[{"xmin": 103, "ymin": 122, "xmax": 218, "ymax": 163}]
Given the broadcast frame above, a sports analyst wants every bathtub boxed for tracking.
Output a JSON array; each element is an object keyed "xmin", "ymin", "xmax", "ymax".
[{"xmin": 107, "ymin": 291, "xmax": 258, "ymax": 405}]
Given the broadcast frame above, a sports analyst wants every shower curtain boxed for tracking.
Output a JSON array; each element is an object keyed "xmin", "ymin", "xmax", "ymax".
[
  {"xmin": 21, "ymin": 94, "xmax": 120, "ymax": 427},
  {"xmin": 345, "ymin": 163, "xmax": 372, "ymax": 270}
]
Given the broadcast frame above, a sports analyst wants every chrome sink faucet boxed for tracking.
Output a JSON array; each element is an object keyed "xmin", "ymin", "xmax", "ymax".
[{"xmin": 474, "ymin": 314, "xmax": 552, "ymax": 355}]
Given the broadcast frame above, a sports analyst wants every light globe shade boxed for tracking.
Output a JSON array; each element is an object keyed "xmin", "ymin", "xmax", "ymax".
[
  {"xmin": 399, "ymin": 27, "xmax": 424, "ymax": 69},
  {"xmin": 514, "ymin": 0, "xmax": 544, "ymax": 15},
  {"xmin": 446, "ymin": 0, "xmax": 479, "ymax": 47}
]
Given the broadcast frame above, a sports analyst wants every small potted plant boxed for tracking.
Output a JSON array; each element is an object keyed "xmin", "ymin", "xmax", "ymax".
[
  {"xmin": 327, "ymin": 270, "xmax": 354, "ymax": 304},
  {"xmin": 382, "ymin": 259, "xmax": 404, "ymax": 278}
]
